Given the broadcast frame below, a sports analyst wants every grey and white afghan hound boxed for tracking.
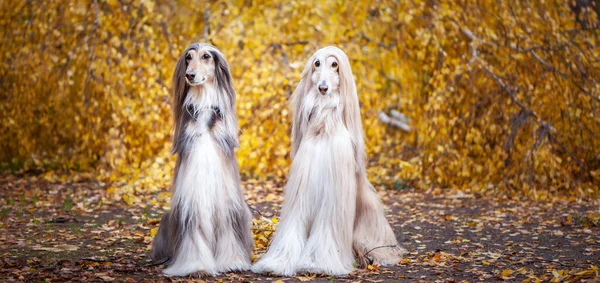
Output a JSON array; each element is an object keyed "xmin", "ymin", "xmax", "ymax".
[
  {"xmin": 251, "ymin": 46, "xmax": 406, "ymax": 276},
  {"xmin": 150, "ymin": 43, "xmax": 253, "ymax": 276}
]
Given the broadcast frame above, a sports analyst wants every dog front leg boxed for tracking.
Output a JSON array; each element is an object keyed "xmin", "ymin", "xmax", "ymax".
[
  {"xmin": 215, "ymin": 205, "xmax": 253, "ymax": 273},
  {"xmin": 296, "ymin": 168, "xmax": 357, "ymax": 275},
  {"xmin": 250, "ymin": 215, "xmax": 307, "ymax": 276},
  {"xmin": 162, "ymin": 222, "xmax": 218, "ymax": 276},
  {"xmin": 251, "ymin": 181, "xmax": 309, "ymax": 276}
]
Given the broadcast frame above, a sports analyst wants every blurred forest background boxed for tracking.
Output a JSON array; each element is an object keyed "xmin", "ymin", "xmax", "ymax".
[{"xmin": 1, "ymin": 0, "xmax": 599, "ymax": 202}]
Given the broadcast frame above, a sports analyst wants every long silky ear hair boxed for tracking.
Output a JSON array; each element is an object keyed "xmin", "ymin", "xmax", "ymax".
[
  {"xmin": 329, "ymin": 47, "xmax": 367, "ymax": 173},
  {"xmin": 204, "ymin": 44, "xmax": 240, "ymax": 153},
  {"xmin": 290, "ymin": 56, "xmax": 316, "ymax": 159},
  {"xmin": 208, "ymin": 47, "xmax": 236, "ymax": 111},
  {"xmin": 300, "ymin": 46, "xmax": 364, "ymax": 171},
  {"xmin": 171, "ymin": 43, "xmax": 199, "ymax": 154}
]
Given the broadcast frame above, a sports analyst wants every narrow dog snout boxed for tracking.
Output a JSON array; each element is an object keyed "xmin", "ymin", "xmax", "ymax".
[
  {"xmin": 185, "ymin": 72, "xmax": 195, "ymax": 81},
  {"xmin": 318, "ymin": 82, "xmax": 328, "ymax": 94}
]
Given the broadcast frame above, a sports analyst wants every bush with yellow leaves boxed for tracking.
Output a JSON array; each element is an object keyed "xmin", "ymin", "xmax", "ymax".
[{"xmin": 1, "ymin": 1, "xmax": 598, "ymax": 200}]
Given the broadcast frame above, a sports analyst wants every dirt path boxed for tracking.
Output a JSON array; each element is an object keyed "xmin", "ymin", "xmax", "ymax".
[{"xmin": 1, "ymin": 175, "xmax": 599, "ymax": 282}]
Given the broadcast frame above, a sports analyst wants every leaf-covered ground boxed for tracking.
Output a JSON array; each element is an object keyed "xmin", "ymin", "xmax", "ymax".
[{"xmin": 1, "ymin": 174, "xmax": 599, "ymax": 282}]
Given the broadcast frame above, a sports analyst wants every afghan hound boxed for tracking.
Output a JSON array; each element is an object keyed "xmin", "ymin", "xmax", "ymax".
[
  {"xmin": 251, "ymin": 46, "xmax": 406, "ymax": 276},
  {"xmin": 150, "ymin": 43, "xmax": 253, "ymax": 276}
]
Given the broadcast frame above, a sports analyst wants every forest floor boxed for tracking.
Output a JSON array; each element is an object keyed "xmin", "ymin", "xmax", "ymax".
[{"xmin": 1, "ymin": 174, "xmax": 599, "ymax": 282}]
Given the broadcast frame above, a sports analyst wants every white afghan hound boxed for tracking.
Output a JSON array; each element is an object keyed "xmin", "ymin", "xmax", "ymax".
[
  {"xmin": 251, "ymin": 46, "xmax": 406, "ymax": 276},
  {"xmin": 150, "ymin": 43, "xmax": 253, "ymax": 276}
]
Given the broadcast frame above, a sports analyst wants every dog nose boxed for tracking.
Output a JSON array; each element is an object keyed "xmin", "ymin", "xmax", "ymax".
[
  {"xmin": 318, "ymin": 84, "xmax": 328, "ymax": 94},
  {"xmin": 186, "ymin": 72, "xmax": 195, "ymax": 81}
]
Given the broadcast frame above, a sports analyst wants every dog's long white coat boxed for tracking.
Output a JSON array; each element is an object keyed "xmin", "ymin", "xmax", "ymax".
[
  {"xmin": 163, "ymin": 133, "xmax": 220, "ymax": 276},
  {"xmin": 162, "ymin": 86, "xmax": 250, "ymax": 276},
  {"xmin": 252, "ymin": 94, "xmax": 357, "ymax": 275}
]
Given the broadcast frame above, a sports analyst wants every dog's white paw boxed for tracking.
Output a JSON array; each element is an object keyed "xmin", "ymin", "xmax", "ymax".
[
  {"xmin": 296, "ymin": 258, "xmax": 353, "ymax": 276},
  {"xmin": 251, "ymin": 256, "xmax": 297, "ymax": 276},
  {"xmin": 163, "ymin": 261, "xmax": 218, "ymax": 277},
  {"xmin": 217, "ymin": 257, "xmax": 251, "ymax": 273}
]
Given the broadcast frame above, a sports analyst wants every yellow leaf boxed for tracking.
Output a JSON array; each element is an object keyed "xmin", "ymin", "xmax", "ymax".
[
  {"xmin": 501, "ymin": 269, "xmax": 513, "ymax": 279},
  {"xmin": 296, "ymin": 274, "xmax": 316, "ymax": 281},
  {"xmin": 265, "ymin": 193, "xmax": 278, "ymax": 201},
  {"xmin": 149, "ymin": 227, "xmax": 158, "ymax": 237}
]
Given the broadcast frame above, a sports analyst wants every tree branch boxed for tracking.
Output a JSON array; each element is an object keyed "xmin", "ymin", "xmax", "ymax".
[
  {"xmin": 461, "ymin": 27, "xmax": 569, "ymax": 78},
  {"xmin": 82, "ymin": 0, "xmax": 100, "ymax": 107},
  {"xmin": 360, "ymin": 31, "xmax": 395, "ymax": 50},
  {"xmin": 461, "ymin": 24, "xmax": 588, "ymax": 180}
]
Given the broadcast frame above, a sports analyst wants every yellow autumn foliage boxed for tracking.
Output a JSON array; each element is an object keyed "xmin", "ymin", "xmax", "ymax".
[{"xmin": 1, "ymin": 1, "xmax": 599, "ymax": 200}]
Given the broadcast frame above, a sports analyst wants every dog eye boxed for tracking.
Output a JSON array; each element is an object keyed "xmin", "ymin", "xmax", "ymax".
[
  {"xmin": 332, "ymin": 62, "xmax": 338, "ymax": 68},
  {"xmin": 202, "ymin": 53, "xmax": 211, "ymax": 60},
  {"xmin": 314, "ymin": 60, "xmax": 320, "ymax": 67},
  {"xmin": 185, "ymin": 54, "xmax": 192, "ymax": 61}
]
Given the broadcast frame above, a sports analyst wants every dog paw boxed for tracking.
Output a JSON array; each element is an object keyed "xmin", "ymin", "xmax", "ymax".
[
  {"xmin": 296, "ymin": 250, "xmax": 355, "ymax": 276},
  {"xmin": 366, "ymin": 245, "xmax": 407, "ymax": 266},
  {"xmin": 163, "ymin": 261, "xmax": 218, "ymax": 277},
  {"xmin": 217, "ymin": 258, "xmax": 251, "ymax": 273},
  {"xmin": 296, "ymin": 260, "xmax": 352, "ymax": 276},
  {"xmin": 251, "ymin": 258, "xmax": 297, "ymax": 276}
]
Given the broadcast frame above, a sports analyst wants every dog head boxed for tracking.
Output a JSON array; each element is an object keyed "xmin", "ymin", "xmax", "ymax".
[
  {"xmin": 310, "ymin": 51, "xmax": 340, "ymax": 96},
  {"xmin": 290, "ymin": 46, "xmax": 365, "ymax": 164},
  {"xmin": 295, "ymin": 46, "xmax": 358, "ymax": 110},
  {"xmin": 173, "ymin": 43, "xmax": 235, "ymax": 103},
  {"xmin": 183, "ymin": 47, "xmax": 216, "ymax": 86}
]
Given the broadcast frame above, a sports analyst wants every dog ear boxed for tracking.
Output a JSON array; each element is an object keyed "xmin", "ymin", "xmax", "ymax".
[
  {"xmin": 290, "ymin": 56, "xmax": 315, "ymax": 160},
  {"xmin": 171, "ymin": 44, "xmax": 198, "ymax": 154},
  {"xmin": 333, "ymin": 47, "xmax": 367, "ymax": 172},
  {"xmin": 209, "ymin": 48, "xmax": 236, "ymax": 110},
  {"xmin": 205, "ymin": 46, "xmax": 239, "ymax": 155}
]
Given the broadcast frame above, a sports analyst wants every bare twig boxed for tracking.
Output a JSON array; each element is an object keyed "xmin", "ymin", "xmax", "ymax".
[
  {"xmin": 547, "ymin": 128, "xmax": 585, "ymax": 170},
  {"xmin": 560, "ymin": 27, "xmax": 600, "ymax": 33},
  {"xmin": 248, "ymin": 204, "xmax": 267, "ymax": 219},
  {"xmin": 363, "ymin": 245, "xmax": 400, "ymax": 265},
  {"xmin": 159, "ymin": 21, "xmax": 175, "ymax": 59},
  {"xmin": 82, "ymin": 0, "xmax": 100, "ymax": 107},
  {"xmin": 145, "ymin": 258, "xmax": 169, "ymax": 267},
  {"xmin": 360, "ymin": 31, "xmax": 395, "ymax": 50},
  {"xmin": 282, "ymin": 41, "xmax": 310, "ymax": 46},
  {"xmin": 504, "ymin": 109, "xmax": 533, "ymax": 166},
  {"xmin": 252, "ymin": 227, "xmax": 275, "ymax": 232},
  {"xmin": 461, "ymin": 27, "xmax": 568, "ymax": 78},
  {"xmin": 379, "ymin": 69, "xmax": 402, "ymax": 89},
  {"xmin": 81, "ymin": 256, "xmax": 109, "ymax": 262},
  {"xmin": 478, "ymin": 63, "xmax": 530, "ymax": 111},
  {"xmin": 363, "ymin": 244, "xmax": 400, "ymax": 257}
]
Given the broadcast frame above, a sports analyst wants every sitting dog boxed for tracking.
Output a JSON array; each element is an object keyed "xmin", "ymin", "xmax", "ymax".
[
  {"xmin": 151, "ymin": 43, "xmax": 253, "ymax": 276},
  {"xmin": 252, "ymin": 46, "xmax": 406, "ymax": 276}
]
